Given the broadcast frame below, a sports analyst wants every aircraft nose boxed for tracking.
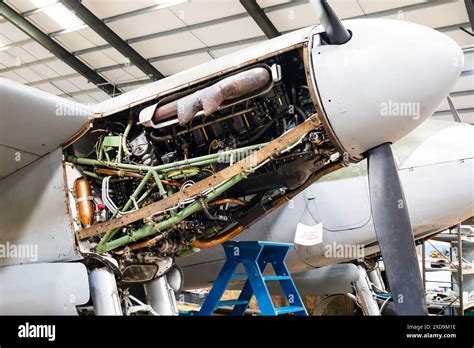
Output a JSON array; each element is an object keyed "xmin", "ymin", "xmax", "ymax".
[{"xmin": 311, "ymin": 19, "xmax": 464, "ymax": 159}]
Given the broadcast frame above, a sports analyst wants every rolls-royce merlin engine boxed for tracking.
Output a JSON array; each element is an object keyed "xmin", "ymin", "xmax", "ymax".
[{"xmin": 63, "ymin": 47, "xmax": 344, "ymax": 284}]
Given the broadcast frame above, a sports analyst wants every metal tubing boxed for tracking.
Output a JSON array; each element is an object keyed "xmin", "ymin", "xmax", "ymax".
[
  {"xmin": 66, "ymin": 142, "xmax": 267, "ymax": 173},
  {"xmin": 102, "ymin": 174, "xmax": 245, "ymax": 252},
  {"xmin": 150, "ymin": 170, "xmax": 167, "ymax": 198},
  {"xmin": 82, "ymin": 170, "xmax": 103, "ymax": 180},
  {"xmin": 354, "ymin": 265, "xmax": 381, "ymax": 316},
  {"xmin": 192, "ymin": 224, "xmax": 245, "ymax": 248},
  {"xmin": 422, "ymin": 242, "xmax": 426, "ymax": 293},
  {"xmin": 144, "ymin": 276, "xmax": 178, "ymax": 315},
  {"xmin": 367, "ymin": 267, "xmax": 386, "ymax": 293},
  {"xmin": 120, "ymin": 170, "xmax": 153, "ymax": 212},
  {"xmin": 137, "ymin": 183, "xmax": 157, "ymax": 204},
  {"xmin": 122, "ymin": 121, "xmax": 133, "ymax": 156},
  {"xmin": 456, "ymin": 224, "xmax": 464, "ymax": 315},
  {"xmin": 94, "ymin": 169, "xmax": 180, "ymax": 187},
  {"xmin": 89, "ymin": 267, "xmax": 123, "ymax": 315}
]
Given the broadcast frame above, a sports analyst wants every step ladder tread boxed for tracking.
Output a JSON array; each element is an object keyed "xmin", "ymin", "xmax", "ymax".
[
  {"xmin": 263, "ymin": 275, "xmax": 291, "ymax": 281},
  {"xmin": 231, "ymin": 273, "xmax": 248, "ymax": 279},
  {"xmin": 217, "ymin": 300, "xmax": 249, "ymax": 307},
  {"xmin": 258, "ymin": 241, "xmax": 294, "ymax": 247},
  {"xmin": 275, "ymin": 306, "xmax": 306, "ymax": 315}
]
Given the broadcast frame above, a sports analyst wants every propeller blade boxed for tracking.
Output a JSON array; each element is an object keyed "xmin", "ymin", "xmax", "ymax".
[
  {"xmin": 310, "ymin": 0, "xmax": 351, "ymax": 44},
  {"xmin": 447, "ymin": 95, "xmax": 462, "ymax": 123},
  {"xmin": 367, "ymin": 143, "xmax": 427, "ymax": 315}
]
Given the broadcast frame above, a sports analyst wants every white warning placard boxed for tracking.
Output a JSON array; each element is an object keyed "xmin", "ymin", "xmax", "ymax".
[{"xmin": 294, "ymin": 222, "xmax": 323, "ymax": 246}]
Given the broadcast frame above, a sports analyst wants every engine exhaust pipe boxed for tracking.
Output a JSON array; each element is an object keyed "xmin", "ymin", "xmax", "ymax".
[{"xmin": 152, "ymin": 67, "xmax": 271, "ymax": 126}]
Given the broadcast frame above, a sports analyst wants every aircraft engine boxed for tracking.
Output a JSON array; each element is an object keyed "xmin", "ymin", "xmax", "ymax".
[{"xmin": 63, "ymin": 47, "xmax": 342, "ymax": 282}]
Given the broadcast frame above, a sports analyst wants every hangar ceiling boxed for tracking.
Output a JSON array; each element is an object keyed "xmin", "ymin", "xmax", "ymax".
[{"xmin": 0, "ymin": 0, "xmax": 473, "ymax": 123}]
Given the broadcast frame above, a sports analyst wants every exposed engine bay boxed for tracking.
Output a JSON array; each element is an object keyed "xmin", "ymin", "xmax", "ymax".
[{"xmin": 63, "ymin": 48, "xmax": 343, "ymax": 284}]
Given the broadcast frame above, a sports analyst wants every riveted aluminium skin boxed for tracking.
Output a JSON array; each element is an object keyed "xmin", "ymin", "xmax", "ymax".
[{"xmin": 75, "ymin": 178, "xmax": 94, "ymax": 227}]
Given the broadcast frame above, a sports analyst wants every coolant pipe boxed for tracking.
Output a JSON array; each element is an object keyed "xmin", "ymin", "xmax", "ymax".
[
  {"xmin": 122, "ymin": 121, "xmax": 133, "ymax": 157},
  {"xmin": 100, "ymin": 173, "xmax": 246, "ymax": 252},
  {"xmin": 83, "ymin": 170, "xmax": 129, "ymax": 183},
  {"xmin": 94, "ymin": 168, "xmax": 180, "ymax": 187},
  {"xmin": 192, "ymin": 224, "xmax": 245, "ymax": 248},
  {"xmin": 66, "ymin": 142, "xmax": 268, "ymax": 173},
  {"xmin": 150, "ymin": 169, "xmax": 167, "ymax": 198},
  {"xmin": 120, "ymin": 170, "xmax": 154, "ymax": 213},
  {"xmin": 137, "ymin": 183, "xmax": 157, "ymax": 204},
  {"xmin": 82, "ymin": 170, "xmax": 103, "ymax": 180}
]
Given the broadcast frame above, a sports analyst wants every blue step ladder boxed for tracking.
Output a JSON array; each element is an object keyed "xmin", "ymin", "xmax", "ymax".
[{"xmin": 198, "ymin": 241, "xmax": 308, "ymax": 316}]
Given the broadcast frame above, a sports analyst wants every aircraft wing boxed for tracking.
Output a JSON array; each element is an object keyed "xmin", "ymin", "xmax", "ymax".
[{"xmin": 0, "ymin": 78, "xmax": 91, "ymax": 179}]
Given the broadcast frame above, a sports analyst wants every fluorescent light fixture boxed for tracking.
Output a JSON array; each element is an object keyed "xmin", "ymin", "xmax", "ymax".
[
  {"xmin": 0, "ymin": 40, "xmax": 11, "ymax": 52},
  {"xmin": 30, "ymin": 0, "xmax": 57, "ymax": 8},
  {"xmin": 31, "ymin": 0, "xmax": 84, "ymax": 30},
  {"xmin": 154, "ymin": 0, "xmax": 189, "ymax": 9}
]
